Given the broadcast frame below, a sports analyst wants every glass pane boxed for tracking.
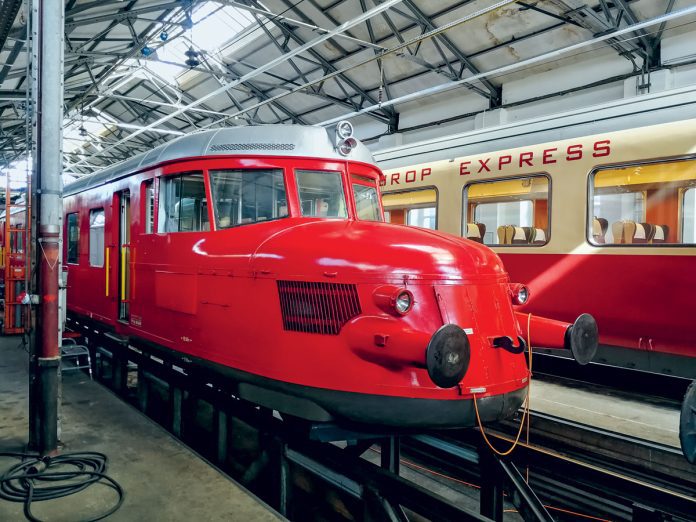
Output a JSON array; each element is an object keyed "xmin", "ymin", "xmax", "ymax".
[
  {"xmin": 67, "ymin": 213, "xmax": 79, "ymax": 264},
  {"xmin": 89, "ymin": 209, "xmax": 105, "ymax": 267},
  {"xmin": 144, "ymin": 181, "xmax": 155, "ymax": 233},
  {"xmin": 407, "ymin": 207, "xmax": 436, "ymax": 229},
  {"xmin": 210, "ymin": 169, "xmax": 287, "ymax": 228},
  {"xmin": 466, "ymin": 176, "xmax": 549, "ymax": 246},
  {"xmin": 158, "ymin": 173, "xmax": 207, "ymax": 232},
  {"xmin": 684, "ymin": 188, "xmax": 696, "ymax": 244},
  {"xmin": 353, "ymin": 184, "xmax": 381, "ymax": 221},
  {"xmin": 590, "ymin": 160, "xmax": 696, "ymax": 245},
  {"xmin": 296, "ymin": 170, "xmax": 347, "ymax": 218}
]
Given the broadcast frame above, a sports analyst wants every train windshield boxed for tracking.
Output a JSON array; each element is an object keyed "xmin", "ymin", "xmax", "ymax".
[
  {"xmin": 352, "ymin": 184, "xmax": 381, "ymax": 221},
  {"xmin": 210, "ymin": 169, "xmax": 288, "ymax": 229},
  {"xmin": 296, "ymin": 170, "xmax": 348, "ymax": 218}
]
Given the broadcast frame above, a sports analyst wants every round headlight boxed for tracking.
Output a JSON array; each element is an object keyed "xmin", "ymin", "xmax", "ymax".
[
  {"xmin": 394, "ymin": 290, "xmax": 413, "ymax": 315},
  {"xmin": 337, "ymin": 136, "xmax": 358, "ymax": 156},
  {"xmin": 336, "ymin": 120, "xmax": 354, "ymax": 139},
  {"xmin": 510, "ymin": 283, "xmax": 530, "ymax": 305}
]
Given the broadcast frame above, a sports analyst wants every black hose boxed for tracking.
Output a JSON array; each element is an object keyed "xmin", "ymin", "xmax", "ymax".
[{"xmin": 0, "ymin": 451, "xmax": 124, "ymax": 522}]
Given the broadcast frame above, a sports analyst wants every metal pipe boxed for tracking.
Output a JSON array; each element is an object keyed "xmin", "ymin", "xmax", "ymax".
[{"xmin": 31, "ymin": 0, "xmax": 64, "ymax": 456}]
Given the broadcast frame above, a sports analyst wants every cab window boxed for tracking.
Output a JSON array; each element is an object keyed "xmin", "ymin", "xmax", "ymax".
[
  {"xmin": 463, "ymin": 176, "xmax": 550, "ymax": 246},
  {"xmin": 382, "ymin": 188, "xmax": 437, "ymax": 229},
  {"xmin": 296, "ymin": 170, "xmax": 347, "ymax": 218},
  {"xmin": 158, "ymin": 172, "xmax": 208, "ymax": 232},
  {"xmin": 589, "ymin": 159, "xmax": 696, "ymax": 245},
  {"xmin": 352, "ymin": 184, "xmax": 381, "ymax": 221},
  {"xmin": 210, "ymin": 169, "xmax": 287, "ymax": 228}
]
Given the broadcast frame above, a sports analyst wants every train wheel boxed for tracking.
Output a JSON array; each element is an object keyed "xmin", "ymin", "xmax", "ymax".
[{"xmin": 680, "ymin": 380, "xmax": 696, "ymax": 464}]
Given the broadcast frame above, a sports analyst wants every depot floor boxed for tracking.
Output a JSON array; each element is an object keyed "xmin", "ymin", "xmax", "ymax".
[{"xmin": 0, "ymin": 336, "xmax": 282, "ymax": 521}]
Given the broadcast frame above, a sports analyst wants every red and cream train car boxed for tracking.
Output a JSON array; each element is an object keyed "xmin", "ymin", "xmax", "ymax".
[
  {"xmin": 63, "ymin": 124, "xmax": 594, "ymax": 428},
  {"xmin": 378, "ymin": 107, "xmax": 696, "ymax": 379}
]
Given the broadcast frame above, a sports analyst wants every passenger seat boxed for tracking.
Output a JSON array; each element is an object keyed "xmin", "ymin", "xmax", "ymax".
[
  {"xmin": 651, "ymin": 225, "xmax": 669, "ymax": 243},
  {"xmin": 465, "ymin": 222, "xmax": 486, "ymax": 243},
  {"xmin": 592, "ymin": 217, "xmax": 608, "ymax": 244},
  {"xmin": 532, "ymin": 228, "xmax": 547, "ymax": 245}
]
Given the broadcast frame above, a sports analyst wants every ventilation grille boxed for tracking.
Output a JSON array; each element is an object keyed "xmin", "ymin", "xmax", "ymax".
[
  {"xmin": 209, "ymin": 142, "xmax": 295, "ymax": 152},
  {"xmin": 277, "ymin": 281, "xmax": 361, "ymax": 335}
]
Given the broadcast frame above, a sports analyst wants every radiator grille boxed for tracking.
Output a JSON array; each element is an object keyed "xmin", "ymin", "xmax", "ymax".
[{"xmin": 277, "ymin": 281, "xmax": 361, "ymax": 335}]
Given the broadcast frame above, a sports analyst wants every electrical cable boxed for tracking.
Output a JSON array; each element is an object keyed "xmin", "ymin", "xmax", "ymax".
[
  {"xmin": 0, "ymin": 451, "xmax": 124, "ymax": 522},
  {"xmin": 472, "ymin": 312, "xmax": 533, "ymax": 456}
]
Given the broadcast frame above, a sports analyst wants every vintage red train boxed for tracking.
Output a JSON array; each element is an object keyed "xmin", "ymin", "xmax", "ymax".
[{"xmin": 63, "ymin": 123, "xmax": 596, "ymax": 428}]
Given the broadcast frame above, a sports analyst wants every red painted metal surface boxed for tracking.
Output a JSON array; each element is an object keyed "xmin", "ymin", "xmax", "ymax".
[
  {"xmin": 64, "ymin": 152, "xmax": 582, "ymax": 425},
  {"xmin": 502, "ymin": 253, "xmax": 695, "ymax": 359}
]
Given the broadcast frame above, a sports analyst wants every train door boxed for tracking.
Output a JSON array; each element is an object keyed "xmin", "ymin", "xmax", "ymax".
[{"xmin": 117, "ymin": 191, "xmax": 131, "ymax": 322}]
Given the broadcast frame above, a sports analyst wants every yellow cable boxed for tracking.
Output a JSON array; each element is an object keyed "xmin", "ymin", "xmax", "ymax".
[{"xmin": 473, "ymin": 313, "xmax": 533, "ymax": 457}]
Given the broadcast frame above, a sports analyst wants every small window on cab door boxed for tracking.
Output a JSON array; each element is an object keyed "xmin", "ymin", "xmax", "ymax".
[
  {"xmin": 89, "ymin": 209, "xmax": 105, "ymax": 267},
  {"xmin": 67, "ymin": 212, "xmax": 79, "ymax": 264},
  {"xmin": 143, "ymin": 180, "xmax": 155, "ymax": 234}
]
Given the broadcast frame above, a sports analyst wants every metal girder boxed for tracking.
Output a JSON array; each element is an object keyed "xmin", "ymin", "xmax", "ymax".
[
  {"xmin": 68, "ymin": 0, "xmax": 405, "ymax": 168},
  {"xmin": 400, "ymin": 0, "xmax": 500, "ymax": 104},
  {"xmin": 254, "ymin": 0, "xmax": 397, "ymax": 125},
  {"xmin": 548, "ymin": 0, "xmax": 646, "ymax": 66},
  {"xmin": 64, "ymin": 1, "xmax": 181, "ymax": 29}
]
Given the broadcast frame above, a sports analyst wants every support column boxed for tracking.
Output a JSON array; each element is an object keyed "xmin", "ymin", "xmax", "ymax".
[{"xmin": 30, "ymin": 0, "xmax": 64, "ymax": 456}]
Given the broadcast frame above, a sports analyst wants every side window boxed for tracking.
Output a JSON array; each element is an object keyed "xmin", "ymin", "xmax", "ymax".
[
  {"xmin": 589, "ymin": 159, "xmax": 696, "ymax": 245},
  {"xmin": 89, "ymin": 209, "xmax": 105, "ymax": 267},
  {"xmin": 157, "ymin": 173, "xmax": 208, "ymax": 233},
  {"xmin": 67, "ymin": 213, "xmax": 79, "ymax": 264},
  {"xmin": 143, "ymin": 180, "xmax": 155, "ymax": 234},
  {"xmin": 381, "ymin": 188, "xmax": 437, "ymax": 229},
  {"xmin": 209, "ymin": 169, "xmax": 287, "ymax": 228},
  {"xmin": 296, "ymin": 170, "xmax": 347, "ymax": 218},
  {"xmin": 464, "ymin": 176, "xmax": 550, "ymax": 246}
]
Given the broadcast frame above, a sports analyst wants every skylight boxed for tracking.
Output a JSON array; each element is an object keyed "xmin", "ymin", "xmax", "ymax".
[{"xmin": 141, "ymin": 2, "xmax": 256, "ymax": 85}]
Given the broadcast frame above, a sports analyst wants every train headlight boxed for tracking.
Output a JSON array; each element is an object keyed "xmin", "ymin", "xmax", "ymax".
[
  {"xmin": 337, "ymin": 137, "xmax": 358, "ymax": 156},
  {"xmin": 394, "ymin": 291, "xmax": 413, "ymax": 315},
  {"xmin": 373, "ymin": 286, "xmax": 414, "ymax": 316},
  {"xmin": 336, "ymin": 120, "xmax": 354, "ymax": 139},
  {"xmin": 509, "ymin": 283, "xmax": 530, "ymax": 305}
]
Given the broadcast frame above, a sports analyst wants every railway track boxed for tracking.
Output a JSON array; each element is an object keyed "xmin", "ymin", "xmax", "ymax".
[
  {"xmin": 68, "ymin": 316, "xmax": 696, "ymax": 521},
  {"xmin": 531, "ymin": 351, "xmax": 691, "ymax": 403}
]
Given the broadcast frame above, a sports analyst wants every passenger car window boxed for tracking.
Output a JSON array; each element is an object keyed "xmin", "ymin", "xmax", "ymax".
[
  {"xmin": 67, "ymin": 213, "xmax": 79, "ymax": 264},
  {"xmin": 589, "ymin": 159, "xmax": 696, "ymax": 245},
  {"xmin": 464, "ymin": 176, "xmax": 550, "ymax": 246},
  {"xmin": 352, "ymin": 184, "xmax": 381, "ymax": 221},
  {"xmin": 209, "ymin": 169, "xmax": 287, "ymax": 228},
  {"xmin": 89, "ymin": 209, "xmax": 105, "ymax": 267},
  {"xmin": 296, "ymin": 170, "xmax": 347, "ymax": 218},
  {"xmin": 381, "ymin": 188, "xmax": 437, "ymax": 228},
  {"xmin": 158, "ymin": 173, "xmax": 208, "ymax": 233}
]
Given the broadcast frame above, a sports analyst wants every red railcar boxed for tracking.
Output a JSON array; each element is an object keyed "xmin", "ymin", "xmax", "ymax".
[{"xmin": 63, "ymin": 123, "xmax": 594, "ymax": 428}]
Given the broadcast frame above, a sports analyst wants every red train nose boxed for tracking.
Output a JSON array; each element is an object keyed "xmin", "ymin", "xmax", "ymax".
[{"xmin": 425, "ymin": 324, "xmax": 471, "ymax": 388}]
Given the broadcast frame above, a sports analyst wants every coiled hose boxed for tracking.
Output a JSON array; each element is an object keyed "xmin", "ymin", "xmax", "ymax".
[{"xmin": 0, "ymin": 451, "xmax": 124, "ymax": 522}]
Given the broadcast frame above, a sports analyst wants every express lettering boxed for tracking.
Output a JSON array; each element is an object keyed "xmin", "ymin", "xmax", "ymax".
[{"xmin": 385, "ymin": 140, "xmax": 612, "ymax": 185}]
